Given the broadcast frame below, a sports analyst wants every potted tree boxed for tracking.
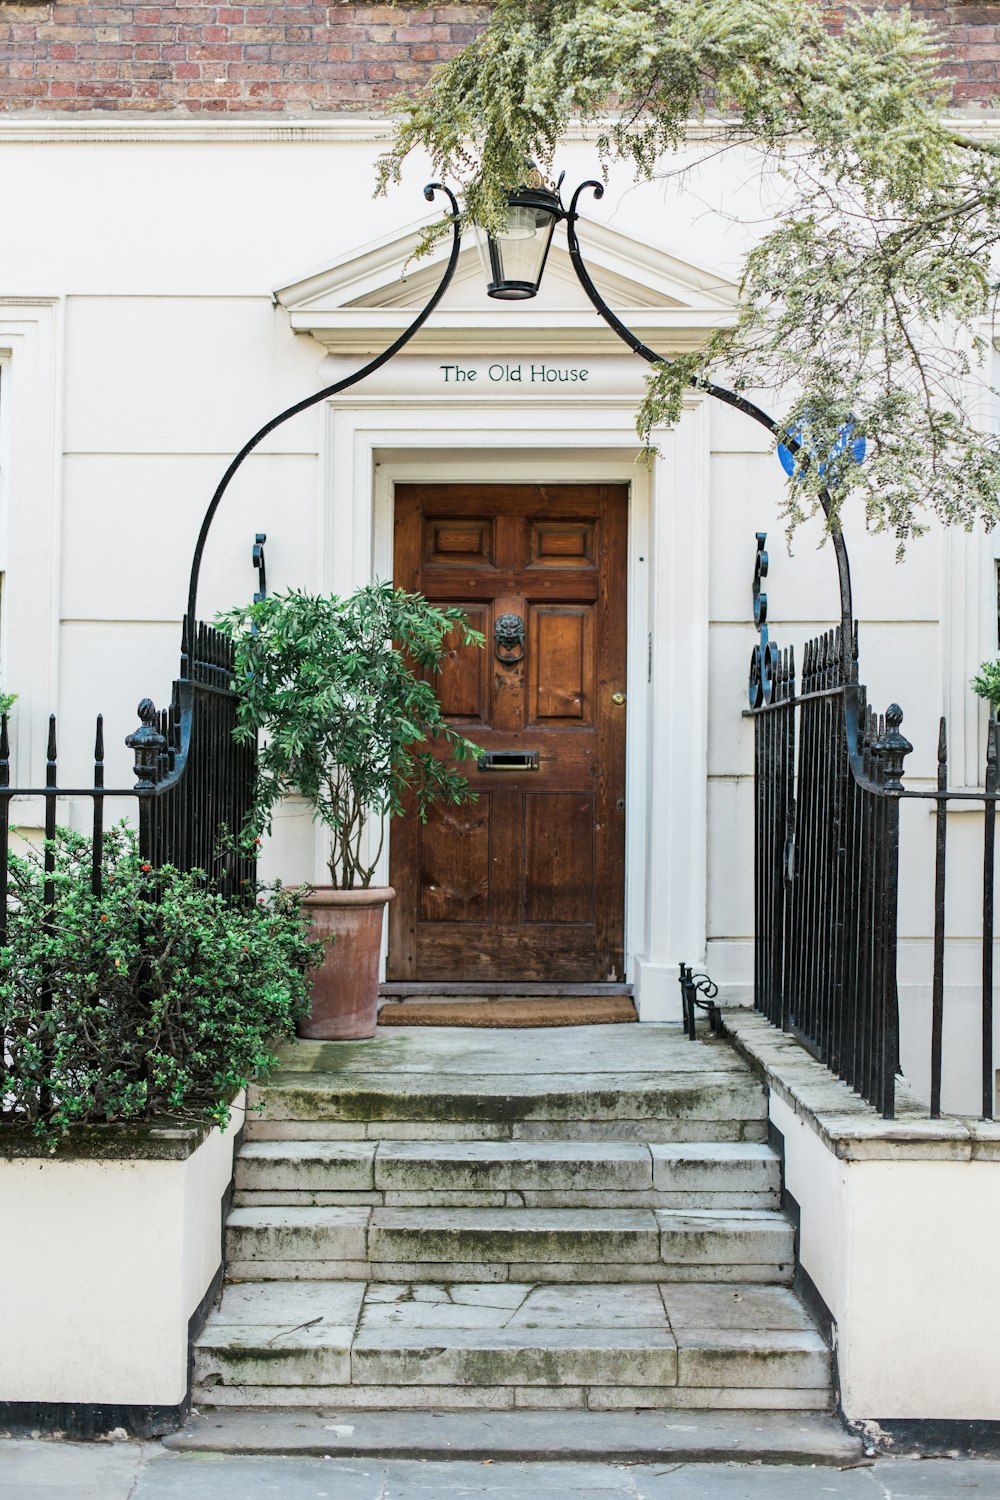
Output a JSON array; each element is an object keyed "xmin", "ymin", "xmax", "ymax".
[
  {"xmin": 219, "ymin": 581, "xmax": 483, "ymax": 1040},
  {"xmin": 972, "ymin": 660, "xmax": 1000, "ymax": 719}
]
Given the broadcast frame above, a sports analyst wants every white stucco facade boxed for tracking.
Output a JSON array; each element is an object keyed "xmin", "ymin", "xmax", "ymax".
[{"xmin": 1, "ymin": 119, "xmax": 997, "ymax": 1113}]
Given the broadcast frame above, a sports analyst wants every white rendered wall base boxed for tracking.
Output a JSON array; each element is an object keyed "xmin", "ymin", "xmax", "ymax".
[
  {"xmin": 725, "ymin": 1012, "xmax": 1000, "ymax": 1425},
  {"xmin": 0, "ymin": 1098, "xmax": 242, "ymax": 1423}
]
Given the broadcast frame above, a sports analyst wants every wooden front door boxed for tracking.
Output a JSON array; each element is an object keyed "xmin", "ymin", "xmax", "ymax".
[{"xmin": 388, "ymin": 483, "xmax": 628, "ymax": 983}]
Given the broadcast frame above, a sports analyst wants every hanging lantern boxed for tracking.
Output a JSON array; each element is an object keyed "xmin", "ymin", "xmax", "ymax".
[{"xmin": 474, "ymin": 167, "xmax": 563, "ymax": 301}]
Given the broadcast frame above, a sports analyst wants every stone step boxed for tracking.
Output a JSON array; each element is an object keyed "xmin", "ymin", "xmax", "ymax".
[
  {"xmin": 247, "ymin": 1072, "xmax": 766, "ymax": 1137},
  {"xmin": 224, "ymin": 1204, "xmax": 794, "ymax": 1283},
  {"xmin": 192, "ymin": 1280, "xmax": 828, "ymax": 1412},
  {"xmin": 233, "ymin": 1138, "xmax": 780, "ymax": 1210},
  {"xmin": 166, "ymin": 1407, "xmax": 863, "ymax": 1464}
]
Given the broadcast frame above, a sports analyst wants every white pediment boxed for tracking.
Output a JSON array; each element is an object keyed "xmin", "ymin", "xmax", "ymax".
[{"xmin": 274, "ymin": 214, "xmax": 738, "ymax": 356}]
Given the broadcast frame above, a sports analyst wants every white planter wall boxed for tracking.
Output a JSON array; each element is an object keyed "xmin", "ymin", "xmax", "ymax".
[
  {"xmin": 771, "ymin": 1091, "xmax": 1000, "ymax": 1423},
  {"xmin": 0, "ymin": 1099, "xmax": 242, "ymax": 1411}
]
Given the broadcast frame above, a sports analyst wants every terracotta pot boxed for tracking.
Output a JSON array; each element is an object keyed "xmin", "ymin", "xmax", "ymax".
[{"xmin": 298, "ymin": 886, "xmax": 395, "ymax": 1041}]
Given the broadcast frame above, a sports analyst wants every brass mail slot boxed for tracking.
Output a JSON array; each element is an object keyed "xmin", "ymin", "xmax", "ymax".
[{"xmin": 478, "ymin": 750, "xmax": 540, "ymax": 772}]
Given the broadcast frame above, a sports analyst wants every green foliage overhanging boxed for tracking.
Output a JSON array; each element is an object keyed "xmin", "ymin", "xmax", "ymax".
[
  {"xmin": 378, "ymin": 0, "xmax": 1000, "ymax": 553},
  {"xmin": 0, "ymin": 826, "xmax": 320, "ymax": 1143},
  {"xmin": 218, "ymin": 582, "xmax": 484, "ymax": 889}
]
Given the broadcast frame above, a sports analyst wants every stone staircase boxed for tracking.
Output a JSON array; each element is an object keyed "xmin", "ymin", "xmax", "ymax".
[{"xmin": 193, "ymin": 1024, "xmax": 832, "ymax": 1414}]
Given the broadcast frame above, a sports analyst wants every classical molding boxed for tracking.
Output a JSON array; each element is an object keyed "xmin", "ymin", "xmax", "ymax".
[
  {"xmin": 0, "ymin": 117, "xmax": 396, "ymax": 145},
  {"xmin": 0, "ymin": 111, "xmax": 994, "ymax": 147},
  {"xmin": 275, "ymin": 216, "xmax": 739, "ymax": 356}
]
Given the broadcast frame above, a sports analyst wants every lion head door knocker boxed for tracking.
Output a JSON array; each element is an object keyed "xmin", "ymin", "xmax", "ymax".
[{"xmin": 494, "ymin": 612, "xmax": 526, "ymax": 666}]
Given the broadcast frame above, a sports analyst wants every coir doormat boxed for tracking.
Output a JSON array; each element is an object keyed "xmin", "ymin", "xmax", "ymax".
[{"xmin": 377, "ymin": 996, "xmax": 638, "ymax": 1028}]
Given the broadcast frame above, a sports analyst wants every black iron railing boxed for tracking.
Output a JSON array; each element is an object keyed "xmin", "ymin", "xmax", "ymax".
[
  {"xmin": 750, "ymin": 532, "xmax": 998, "ymax": 1121},
  {"xmin": 0, "ymin": 617, "xmax": 255, "ymax": 965}
]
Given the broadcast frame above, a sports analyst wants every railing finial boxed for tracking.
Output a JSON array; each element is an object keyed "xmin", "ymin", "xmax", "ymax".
[
  {"xmin": 878, "ymin": 704, "xmax": 913, "ymax": 792},
  {"xmin": 126, "ymin": 699, "xmax": 168, "ymax": 790}
]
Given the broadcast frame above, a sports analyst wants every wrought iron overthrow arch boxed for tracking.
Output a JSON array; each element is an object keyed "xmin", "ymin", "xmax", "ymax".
[
  {"xmin": 185, "ymin": 177, "xmax": 854, "ymax": 658},
  {"xmin": 184, "ymin": 183, "xmax": 462, "ymax": 631}
]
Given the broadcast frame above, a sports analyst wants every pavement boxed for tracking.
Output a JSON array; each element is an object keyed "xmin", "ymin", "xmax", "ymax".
[{"xmin": 3, "ymin": 1442, "xmax": 1000, "ymax": 1500}]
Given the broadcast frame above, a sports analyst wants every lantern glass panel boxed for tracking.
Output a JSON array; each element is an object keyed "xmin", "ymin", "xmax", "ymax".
[{"xmin": 474, "ymin": 196, "xmax": 560, "ymax": 300}]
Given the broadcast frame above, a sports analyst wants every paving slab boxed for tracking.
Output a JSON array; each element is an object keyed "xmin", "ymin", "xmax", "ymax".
[
  {"xmin": 147, "ymin": 1454, "xmax": 646, "ymax": 1500},
  {"xmin": 8, "ymin": 1446, "xmax": 1000, "ymax": 1500},
  {"xmin": 0, "ymin": 1439, "xmax": 146, "ymax": 1499},
  {"xmin": 207, "ymin": 1280, "xmax": 366, "ymax": 1326},
  {"xmin": 268, "ymin": 1024, "xmax": 747, "ymax": 1079},
  {"xmin": 364, "ymin": 1283, "xmax": 527, "ymax": 1308},
  {"xmin": 865, "ymin": 1459, "xmax": 1000, "ymax": 1497},
  {"xmin": 660, "ymin": 1283, "xmax": 818, "ymax": 1331},
  {"xmin": 504, "ymin": 1283, "xmax": 670, "ymax": 1329},
  {"xmin": 358, "ymin": 1285, "xmax": 531, "ymax": 1331}
]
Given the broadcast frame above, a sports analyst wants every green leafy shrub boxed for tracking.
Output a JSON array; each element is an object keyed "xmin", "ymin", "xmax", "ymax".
[
  {"xmin": 218, "ymin": 581, "xmax": 484, "ymax": 888},
  {"xmin": 0, "ymin": 826, "xmax": 321, "ymax": 1142},
  {"xmin": 0, "ymin": 691, "xmax": 15, "ymax": 718},
  {"xmin": 972, "ymin": 660, "xmax": 1000, "ymax": 713}
]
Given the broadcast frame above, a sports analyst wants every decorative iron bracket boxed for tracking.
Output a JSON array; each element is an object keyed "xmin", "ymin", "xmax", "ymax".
[
  {"xmin": 749, "ymin": 532, "xmax": 779, "ymax": 708},
  {"xmin": 678, "ymin": 963, "xmax": 722, "ymax": 1041},
  {"xmin": 252, "ymin": 532, "xmax": 267, "ymax": 604}
]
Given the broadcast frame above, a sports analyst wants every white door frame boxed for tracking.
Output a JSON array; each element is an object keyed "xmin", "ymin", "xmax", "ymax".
[{"xmin": 321, "ymin": 366, "xmax": 710, "ymax": 1020}]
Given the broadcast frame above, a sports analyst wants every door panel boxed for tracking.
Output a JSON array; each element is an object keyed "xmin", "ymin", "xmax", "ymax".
[
  {"xmin": 417, "ymin": 801, "xmax": 491, "ymax": 923},
  {"xmin": 523, "ymin": 793, "xmax": 595, "ymax": 925},
  {"xmin": 529, "ymin": 605, "xmax": 594, "ymax": 724},
  {"xmin": 436, "ymin": 608, "xmax": 491, "ymax": 722},
  {"xmin": 389, "ymin": 483, "xmax": 627, "ymax": 983}
]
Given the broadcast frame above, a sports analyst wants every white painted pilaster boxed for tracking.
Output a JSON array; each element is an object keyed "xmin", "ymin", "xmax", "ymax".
[
  {"xmin": 942, "ymin": 523, "xmax": 994, "ymax": 790},
  {"xmin": 0, "ymin": 300, "xmax": 62, "ymax": 797},
  {"xmin": 633, "ymin": 395, "xmax": 711, "ymax": 1020}
]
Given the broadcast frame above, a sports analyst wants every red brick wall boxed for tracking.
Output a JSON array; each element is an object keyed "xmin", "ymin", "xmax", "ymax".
[
  {"xmin": 0, "ymin": 4, "xmax": 492, "ymax": 113},
  {"xmin": 0, "ymin": 3, "xmax": 995, "ymax": 115},
  {"xmin": 917, "ymin": 5, "xmax": 1000, "ymax": 102}
]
